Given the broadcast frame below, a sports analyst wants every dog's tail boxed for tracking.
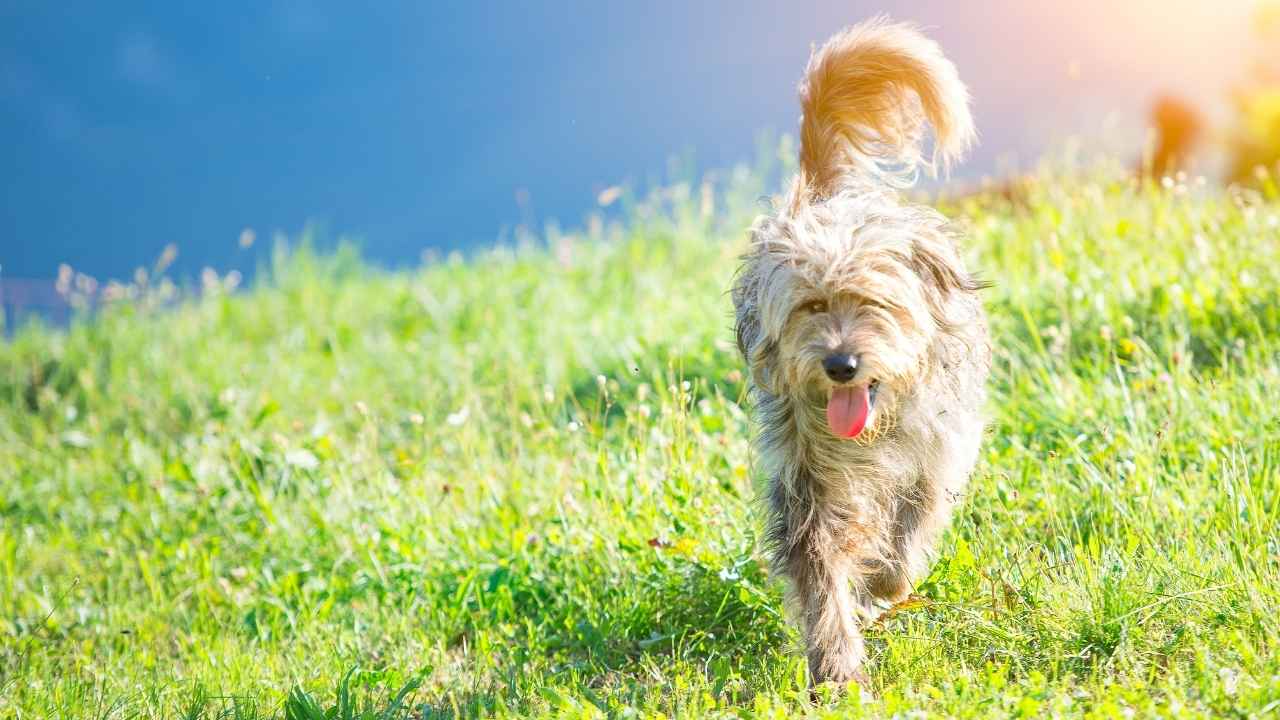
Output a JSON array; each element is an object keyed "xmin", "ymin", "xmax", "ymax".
[{"xmin": 797, "ymin": 17, "xmax": 975, "ymax": 197}]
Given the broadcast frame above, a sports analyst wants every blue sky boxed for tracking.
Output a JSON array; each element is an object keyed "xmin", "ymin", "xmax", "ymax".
[{"xmin": 0, "ymin": 1, "xmax": 1255, "ymax": 281}]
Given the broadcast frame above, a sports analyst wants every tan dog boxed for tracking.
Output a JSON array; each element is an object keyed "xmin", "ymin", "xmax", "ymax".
[{"xmin": 731, "ymin": 17, "xmax": 990, "ymax": 688}]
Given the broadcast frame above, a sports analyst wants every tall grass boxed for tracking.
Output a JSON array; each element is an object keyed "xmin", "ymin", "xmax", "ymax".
[{"xmin": 2, "ymin": 152, "xmax": 1279, "ymax": 718}]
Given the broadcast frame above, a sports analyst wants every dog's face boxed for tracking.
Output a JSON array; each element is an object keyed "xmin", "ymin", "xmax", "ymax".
[{"xmin": 734, "ymin": 195, "xmax": 971, "ymax": 440}]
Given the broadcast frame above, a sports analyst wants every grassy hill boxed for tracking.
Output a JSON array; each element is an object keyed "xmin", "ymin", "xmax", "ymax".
[{"xmin": 3, "ymin": 157, "xmax": 1280, "ymax": 718}]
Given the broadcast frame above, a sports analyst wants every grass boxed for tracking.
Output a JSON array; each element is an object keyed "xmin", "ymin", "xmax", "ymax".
[{"xmin": 3, "ymin": 151, "xmax": 1280, "ymax": 718}]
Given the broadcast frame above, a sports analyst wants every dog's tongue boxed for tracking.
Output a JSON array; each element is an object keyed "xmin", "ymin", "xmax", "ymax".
[{"xmin": 826, "ymin": 385, "xmax": 871, "ymax": 438}]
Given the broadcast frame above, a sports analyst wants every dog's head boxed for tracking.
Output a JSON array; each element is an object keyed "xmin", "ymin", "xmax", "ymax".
[{"xmin": 732, "ymin": 18, "xmax": 980, "ymax": 441}]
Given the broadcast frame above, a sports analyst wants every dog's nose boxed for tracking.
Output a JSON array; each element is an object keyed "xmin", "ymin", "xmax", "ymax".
[{"xmin": 822, "ymin": 353, "xmax": 858, "ymax": 383}]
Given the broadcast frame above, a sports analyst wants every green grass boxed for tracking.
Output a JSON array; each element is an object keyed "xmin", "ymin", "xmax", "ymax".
[{"xmin": 3, "ymin": 154, "xmax": 1280, "ymax": 718}]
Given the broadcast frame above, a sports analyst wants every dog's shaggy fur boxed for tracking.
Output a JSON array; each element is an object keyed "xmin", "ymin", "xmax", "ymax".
[{"xmin": 731, "ymin": 18, "xmax": 991, "ymax": 687}]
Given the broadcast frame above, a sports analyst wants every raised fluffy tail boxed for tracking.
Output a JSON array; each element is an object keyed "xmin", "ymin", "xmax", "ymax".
[{"xmin": 797, "ymin": 17, "xmax": 975, "ymax": 197}]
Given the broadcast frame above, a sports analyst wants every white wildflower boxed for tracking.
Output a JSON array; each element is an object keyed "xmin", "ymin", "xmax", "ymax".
[
  {"xmin": 285, "ymin": 449, "xmax": 319, "ymax": 471},
  {"xmin": 446, "ymin": 407, "xmax": 469, "ymax": 426}
]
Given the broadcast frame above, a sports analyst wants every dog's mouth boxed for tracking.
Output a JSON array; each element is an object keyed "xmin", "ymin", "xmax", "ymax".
[{"xmin": 826, "ymin": 380, "xmax": 879, "ymax": 439}]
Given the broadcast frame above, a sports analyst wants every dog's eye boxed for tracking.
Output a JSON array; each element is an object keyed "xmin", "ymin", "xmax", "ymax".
[{"xmin": 802, "ymin": 300, "xmax": 828, "ymax": 314}]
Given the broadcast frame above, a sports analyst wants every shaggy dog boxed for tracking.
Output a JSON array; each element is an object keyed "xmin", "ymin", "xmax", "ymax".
[{"xmin": 731, "ymin": 18, "xmax": 990, "ymax": 687}]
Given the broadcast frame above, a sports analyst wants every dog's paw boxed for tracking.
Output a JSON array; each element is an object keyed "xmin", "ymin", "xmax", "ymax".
[
  {"xmin": 808, "ymin": 641, "xmax": 871, "ymax": 692},
  {"xmin": 865, "ymin": 568, "xmax": 913, "ymax": 605}
]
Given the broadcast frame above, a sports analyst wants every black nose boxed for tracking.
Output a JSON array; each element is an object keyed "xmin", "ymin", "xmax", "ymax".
[{"xmin": 822, "ymin": 353, "xmax": 858, "ymax": 383}]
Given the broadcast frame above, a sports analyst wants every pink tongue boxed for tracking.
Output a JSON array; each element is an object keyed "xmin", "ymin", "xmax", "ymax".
[{"xmin": 826, "ymin": 385, "xmax": 871, "ymax": 438}]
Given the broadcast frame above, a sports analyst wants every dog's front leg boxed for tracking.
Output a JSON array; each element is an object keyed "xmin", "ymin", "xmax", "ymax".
[
  {"xmin": 865, "ymin": 490, "xmax": 936, "ymax": 604},
  {"xmin": 782, "ymin": 524, "xmax": 869, "ymax": 688}
]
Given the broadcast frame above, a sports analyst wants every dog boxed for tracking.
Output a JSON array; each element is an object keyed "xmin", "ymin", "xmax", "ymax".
[{"xmin": 731, "ymin": 18, "xmax": 990, "ymax": 688}]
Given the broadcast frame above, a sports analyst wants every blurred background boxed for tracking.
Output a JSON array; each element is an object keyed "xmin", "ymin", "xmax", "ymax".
[{"xmin": 3, "ymin": 0, "xmax": 1279, "ymax": 320}]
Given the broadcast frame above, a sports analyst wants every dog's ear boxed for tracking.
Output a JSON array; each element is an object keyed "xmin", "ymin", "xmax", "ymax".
[
  {"xmin": 732, "ymin": 256, "xmax": 784, "ymax": 396},
  {"xmin": 732, "ymin": 288, "xmax": 760, "ymax": 359},
  {"xmin": 910, "ymin": 235, "xmax": 987, "ymax": 327}
]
